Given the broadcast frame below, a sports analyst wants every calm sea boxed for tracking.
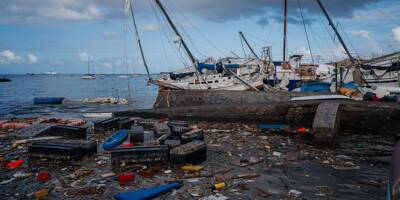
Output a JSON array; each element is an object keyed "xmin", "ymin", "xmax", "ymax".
[{"xmin": 0, "ymin": 74, "xmax": 159, "ymax": 118}]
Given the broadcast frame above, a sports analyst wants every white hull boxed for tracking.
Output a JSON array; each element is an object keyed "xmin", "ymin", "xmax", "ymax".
[{"xmin": 81, "ymin": 75, "xmax": 96, "ymax": 80}]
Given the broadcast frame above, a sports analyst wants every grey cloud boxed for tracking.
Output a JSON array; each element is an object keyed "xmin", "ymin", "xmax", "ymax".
[{"xmin": 0, "ymin": 0, "xmax": 384, "ymax": 25}]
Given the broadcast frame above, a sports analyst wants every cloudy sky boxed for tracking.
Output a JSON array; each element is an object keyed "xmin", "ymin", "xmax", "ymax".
[{"xmin": 0, "ymin": 0, "xmax": 399, "ymax": 74}]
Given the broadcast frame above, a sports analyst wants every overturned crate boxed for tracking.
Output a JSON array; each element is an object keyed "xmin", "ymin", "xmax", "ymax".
[
  {"xmin": 28, "ymin": 143, "xmax": 82, "ymax": 160},
  {"xmin": 135, "ymin": 119, "xmax": 158, "ymax": 129},
  {"xmin": 170, "ymin": 140, "xmax": 207, "ymax": 163},
  {"xmin": 94, "ymin": 117, "xmax": 127, "ymax": 132},
  {"xmin": 111, "ymin": 145, "xmax": 169, "ymax": 165},
  {"xmin": 118, "ymin": 118, "xmax": 135, "ymax": 129},
  {"xmin": 39, "ymin": 125, "xmax": 88, "ymax": 139},
  {"xmin": 181, "ymin": 129, "xmax": 204, "ymax": 144},
  {"xmin": 28, "ymin": 139, "xmax": 97, "ymax": 160},
  {"xmin": 130, "ymin": 125, "xmax": 144, "ymax": 144}
]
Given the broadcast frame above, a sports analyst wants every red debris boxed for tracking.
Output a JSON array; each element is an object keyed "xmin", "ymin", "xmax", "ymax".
[
  {"xmin": 37, "ymin": 171, "xmax": 51, "ymax": 182},
  {"xmin": 118, "ymin": 172, "xmax": 135, "ymax": 184},
  {"xmin": 1, "ymin": 122, "xmax": 30, "ymax": 129},
  {"xmin": 121, "ymin": 143, "xmax": 135, "ymax": 148},
  {"xmin": 139, "ymin": 169, "xmax": 155, "ymax": 178},
  {"xmin": 297, "ymin": 127, "xmax": 308, "ymax": 134},
  {"xmin": 6, "ymin": 160, "xmax": 25, "ymax": 169},
  {"xmin": 372, "ymin": 96, "xmax": 380, "ymax": 102}
]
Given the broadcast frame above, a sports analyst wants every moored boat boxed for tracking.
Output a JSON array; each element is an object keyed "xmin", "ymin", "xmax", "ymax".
[{"xmin": 33, "ymin": 97, "xmax": 65, "ymax": 105}]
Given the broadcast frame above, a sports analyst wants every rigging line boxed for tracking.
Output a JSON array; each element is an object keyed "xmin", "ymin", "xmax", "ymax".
[
  {"xmin": 337, "ymin": 22, "xmax": 361, "ymax": 59},
  {"xmin": 152, "ymin": 1, "xmax": 197, "ymax": 67},
  {"xmin": 166, "ymin": 0, "xmax": 226, "ymax": 58},
  {"xmin": 239, "ymin": 35, "xmax": 249, "ymax": 58},
  {"xmin": 164, "ymin": 1, "xmax": 206, "ymax": 59},
  {"xmin": 123, "ymin": 11, "xmax": 132, "ymax": 100},
  {"xmin": 297, "ymin": 0, "xmax": 314, "ymax": 63},
  {"xmin": 150, "ymin": 1, "xmax": 189, "ymax": 68},
  {"xmin": 158, "ymin": 26, "xmax": 171, "ymax": 71}
]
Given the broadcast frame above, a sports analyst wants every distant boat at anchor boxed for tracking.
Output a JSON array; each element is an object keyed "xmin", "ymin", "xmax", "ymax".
[
  {"xmin": 43, "ymin": 71, "xmax": 57, "ymax": 75},
  {"xmin": 81, "ymin": 57, "xmax": 96, "ymax": 80}
]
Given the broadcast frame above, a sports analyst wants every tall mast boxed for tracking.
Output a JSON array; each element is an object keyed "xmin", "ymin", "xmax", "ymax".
[
  {"xmin": 315, "ymin": 0, "xmax": 366, "ymax": 84},
  {"xmin": 87, "ymin": 57, "xmax": 90, "ymax": 74},
  {"xmin": 283, "ymin": 0, "xmax": 288, "ymax": 63},
  {"xmin": 239, "ymin": 31, "xmax": 260, "ymax": 60},
  {"xmin": 315, "ymin": 0, "xmax": 354, "ymax": 65},
  {"xmin": 128, "ymin": 0, "xmax": 152, "ymax": 81},
  {"xmin": 154, "ymin": 0, "xmax": 197, "ymax": 67}
]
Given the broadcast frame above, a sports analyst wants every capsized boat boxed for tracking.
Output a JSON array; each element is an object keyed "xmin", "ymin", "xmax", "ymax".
[
  {"xmin": 155, "ymin": 57, "xmax": 269, "ymax": 91},
  {"xmin": 33, "ymin": 97, "xmax": 64, "ymax": 105},
  {"xmin": 102, "ymin": 129, "xmax": 128, "ymax": 151}
]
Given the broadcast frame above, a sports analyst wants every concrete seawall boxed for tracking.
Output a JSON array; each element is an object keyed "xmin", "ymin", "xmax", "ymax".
[
  {"xmin": 117, "ymin": 100, "xmax": 400, "ymax": 136},
  {"xmin": 153, "ymin": 89, "xmax": 330, "ymax": 108}
]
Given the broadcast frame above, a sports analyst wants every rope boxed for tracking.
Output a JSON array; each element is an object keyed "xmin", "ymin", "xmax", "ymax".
[
  {"xmin": 297, "ymin": 0, "xmax": 314, "ymax": 63},
  {"xmin": 150, "ymin": 1, "xmax": 189, "ymax": 68}
]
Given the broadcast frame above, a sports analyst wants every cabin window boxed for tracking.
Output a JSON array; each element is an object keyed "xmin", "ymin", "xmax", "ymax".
[
  {"xmin": 207, "ymin": 81, "xmax": 213, "ymax": 84},
  {"xmin": 201, "ymin": 82, "xmax": 206, "ymax": 84},
  {"xmin": 215, "ymin": 80, "xmax": 219, "ymax": 83}
]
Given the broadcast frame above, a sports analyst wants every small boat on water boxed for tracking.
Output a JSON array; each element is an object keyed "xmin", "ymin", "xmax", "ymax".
[
  {"xmin": 102, "ymin": 129, "xmax": 128, "ymax": 151},
  {"xmin": 81, "ymin": 74, "xmax": 96, "ymax": 80},
  {"xmin": 43, "ymin": 71, "xmax": 57, "ymax": 75},
  {"xmin": 0, "ymin": 77, "xmax": 11, "ymax": 82},
  {"xmin": 118, "ymin": 75, "xmax": 130, "ymax": 79},
  {"xmin": 33, "ymin": 97, "xmax": 65, "ymax": 105},
  {"xmin": 81, "ymin": 57, "xmax": 96, "ymax": 80}
]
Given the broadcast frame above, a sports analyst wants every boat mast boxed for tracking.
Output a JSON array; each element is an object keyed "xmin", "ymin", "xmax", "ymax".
[
  {"xmin": 283, "ymin": 0, "xmax": 288, "ymax": 63},
  {"xmin": 87, "ymin": 57, "xmax": 90, "ymax": 75},
  {"xmin": 315, "ymin": 0, "xmax": 367, "ymax": 85},
  {"xmin": 128, "ymin": 0, "xmax": 152, "ymax": 81},
  {"xmin": 239, "ymin": 31, "xmax": 260, "ymax": 60},
  {"xmin": 154, "ymin": 0, "xmax": 197, "ymax": 71}
]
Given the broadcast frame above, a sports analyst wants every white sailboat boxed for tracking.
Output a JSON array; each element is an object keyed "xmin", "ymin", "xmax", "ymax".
[
  {"xmin": 126, "ymin": 0, "xmax": 267, "ymax": 91},
  {"xmin": 81, "ymin": 57, "xmax": 96, "ymax": 80}
]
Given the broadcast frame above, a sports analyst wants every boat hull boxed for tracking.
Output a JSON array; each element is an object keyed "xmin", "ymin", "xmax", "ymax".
[{"xmin": 33, "ymin": 97, "xmax": 64, "ymax": 105}]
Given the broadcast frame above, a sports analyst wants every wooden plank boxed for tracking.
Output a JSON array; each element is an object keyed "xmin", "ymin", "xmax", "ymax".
[{"xmin": 313, "ymin": 101, "xmax": 341, "ymax": 144}]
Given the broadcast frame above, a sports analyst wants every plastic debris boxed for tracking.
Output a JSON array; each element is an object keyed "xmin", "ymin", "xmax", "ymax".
[
  {"xmin": 101, "ymin": 172, "xmax": 115, "ymax": 178},
  {"xmin": 118, "ymin": 172, "xmax": 135, "ymax": 184},
  {"xmin": 37, "ymin": 172, "xmax": 51, "ymax": 182},
  {"xmin": 6, "ymin": 159, "xmax": 24, "ymax": 169},
  {"xmin": 212, "ymin": 183, "xmax": 226, "ymax": 190},
  {"xmin": 288, "ymin": 189, "xmax": 302, "ymax": 198},
  {"xmin": 113, "ymin": 182, "xmax": 182, "ymax": 200},
  {"xmin": 199, "ymin": 194, "xmax": 229, "ymax": 200},
  {"xmin": 181, "ymin": 165, "xmax": 204, "ymax": 172},
  {"xmin": 34, "ymin": 189, "xmax": 49, "ymax": 199}
]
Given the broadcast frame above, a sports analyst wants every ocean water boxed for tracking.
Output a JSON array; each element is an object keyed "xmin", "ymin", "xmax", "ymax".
[{"xmin": 0, "ymin": 74, "xmax": 159, "ymax": 118}]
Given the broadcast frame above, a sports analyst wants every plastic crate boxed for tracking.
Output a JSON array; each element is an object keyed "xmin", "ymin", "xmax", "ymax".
[{"xmin": 111, "ymin": 145, "xmax": 170, "ymax": 165}]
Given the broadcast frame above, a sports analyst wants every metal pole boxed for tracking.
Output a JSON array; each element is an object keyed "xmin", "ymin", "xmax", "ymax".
[
  {"xmin": 335, "ymin": 63, "xmax": 338, "ymax": 92},
  {"xmin": 239, "ymin": 31, "xmax": 260, "ymax": 60},
  {"xmin": 315, "ymin": 0, "xmax": 368, "ymax": 85},
  {"xmin": 129, "ymin": 1, "xmax": 152, "ymax": 81},
  {"xmin": 315, "ymin": 0, "xmax": 354, "ymax": 64},
  {"xmin": 283, "ymin": 0, "xmax": 287, "ymax": 63},
  {"xmin": 154, "ymin": 0, "xmax": 196, "ymax": 66}
]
